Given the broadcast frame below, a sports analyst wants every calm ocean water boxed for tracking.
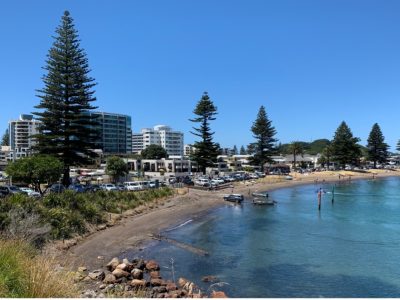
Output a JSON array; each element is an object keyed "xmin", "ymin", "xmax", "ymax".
[{"xmin": 127, "ymin": 177, "xmax": 400, "ymax": 297}]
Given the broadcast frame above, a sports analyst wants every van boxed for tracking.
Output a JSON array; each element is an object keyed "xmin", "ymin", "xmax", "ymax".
[{"xmin": 124, "ymin": 181, "xmax": 144, "ymax": 191}]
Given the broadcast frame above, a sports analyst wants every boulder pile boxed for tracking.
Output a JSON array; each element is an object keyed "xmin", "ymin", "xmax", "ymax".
[{"xmin": 76, "ymin": 257, "xmax": 227, "ymax": 298}]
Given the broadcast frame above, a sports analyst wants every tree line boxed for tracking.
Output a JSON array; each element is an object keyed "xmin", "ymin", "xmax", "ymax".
[{"xmin": 2, "ymin": 10, "xmax": 397, "ymax": 186}]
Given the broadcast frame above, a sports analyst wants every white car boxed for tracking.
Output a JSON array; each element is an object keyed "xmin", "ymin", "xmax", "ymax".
[
  {"xmin": 103, "ymin": 183, "xmax": 118, "ymax": 191},
  {"xmin": 20, "ymin": 187, "xmax": 41, "ymax": 198},
  {"xmin": 124, "ymin": 182, "xmax": 144, "ymax": 191},
  {"xmin": 195, "ymin": 178, "xmax": 210, "ymax": 187}
]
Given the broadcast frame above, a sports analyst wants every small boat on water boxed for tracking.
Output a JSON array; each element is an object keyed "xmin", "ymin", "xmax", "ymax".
[
  {"xmin": 253, "ymin": 198, "xmax": 277, "ymax": 205},
  {"xmin": 223, "ymin": 194, "xmax": 244, "ymax": 203},
  {"xmin": 252, "ymin": 192, "xmax": 269, "ymax": 198}
]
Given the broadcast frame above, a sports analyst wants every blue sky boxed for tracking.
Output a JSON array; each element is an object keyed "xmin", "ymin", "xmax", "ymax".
[{"xmin": 1, "ymin": 0, "xmax": 400, "ymax": 150}]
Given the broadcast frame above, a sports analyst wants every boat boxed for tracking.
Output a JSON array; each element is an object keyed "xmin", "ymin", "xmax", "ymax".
[
  {"xmin": 223, "ymin": 194, "xmax": 244, "ymax": 203},
  {"xmin": 252, "ymin": 192, "xmax": 269, "ymax": 198},
  {"xmin": 253, "ymin": 198, "xmax": 277, "ymax": 205}
]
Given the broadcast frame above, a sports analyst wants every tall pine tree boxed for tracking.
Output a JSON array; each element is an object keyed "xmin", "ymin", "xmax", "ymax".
[
  {"xmin": 189, "ymin": 92, "xmax": 220, "ymax": 174},
  {"xmin": 250, "ymin": 106, "xmax": 277, "ymax": 171},
  {"xmin": 367, "ymin": 123, "xmax": 388, "ymax": 168},
  {"xmin": 239, "ymin": 145, "xmax": 247, "ymax": 155},
  {"xmin": 33, "ymin": 11, "xmax": 99, "ymax": 186},
  {"xmin": 331, "ymin": 121, "xmax": 361, "ymax": 167},
  {"xmin": 1, "ymin": 128, "xmax": 9, "ymax": 146},
  {"xmin": 232, "ymin": 145, "xmax": 238, "ymax": 156}
]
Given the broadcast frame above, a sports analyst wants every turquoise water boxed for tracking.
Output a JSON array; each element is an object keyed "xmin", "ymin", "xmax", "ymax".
[{"xmin": 128, "ymin": 177, "xmax": 400, "ymax": 297}]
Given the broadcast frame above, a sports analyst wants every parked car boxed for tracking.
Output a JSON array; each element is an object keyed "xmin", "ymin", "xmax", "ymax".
[
  {"xmin": 0, "ymin": 185, "xmax": 24, "ymax": 197},
  {"xmin": 195, "ymin": 178, "xmax": 210, "ymax": 187},
  {"xmin": 124, "ymin": 181, "xmax": 144, "ymax": 191},
  {"xmin": 103, "ymin": 183, "xmax": 118, "ymax": 191},
  {"xmin": 19, "ymin": 187, "xmax": 41, "ymax": 198},
  {"xmin": 84, "ymin": 184, "xmax": 101, "ymax": 193},
  {"xmin": 48, "ymin": 183, "xmax": 65, "ymax": 193},
  {"xmin": 181, "ymin": 177, "xmax": 194, "ymax": 186},
  {"xmin": 116, "ymin": 183, "xmax": 127, "ymax": 191},
  {"xmin": 68, "ymin": 184, "xmax": 86, "ymax": 193}
]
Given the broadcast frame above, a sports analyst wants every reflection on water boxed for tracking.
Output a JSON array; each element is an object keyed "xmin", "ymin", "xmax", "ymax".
[{"xmin": 126, "ymin": 177, "xmax": 400, "ymax": 297}]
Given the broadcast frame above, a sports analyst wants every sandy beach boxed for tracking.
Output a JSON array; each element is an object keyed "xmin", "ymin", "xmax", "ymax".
[{"xmin": 64, "ymin": 169, "xmax": 399, "ymax": 270}]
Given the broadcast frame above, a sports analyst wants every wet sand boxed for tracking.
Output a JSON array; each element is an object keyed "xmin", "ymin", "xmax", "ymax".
[{"xmin": 64, "ymin": 170, "xmax": 399, "ymax": 269}]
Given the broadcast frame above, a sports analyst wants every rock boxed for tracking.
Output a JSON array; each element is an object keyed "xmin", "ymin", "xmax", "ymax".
[
  {"xmin": 106, "ymin": 257, "xmax": 120, "ymax": 271},
  {"xmin": 73, "ymin": 273, "xmax": 85, "ymax": 283},
  {"xmin": 182, "ymin": 281, "xmax": 198, "ymax": 296},
  {"xmin": 166, "ymin": 282, "xmax": 178, "ymax": 292},
  {"xmin": 98, "ymin": 224, "xmax": 107, "ymax": 230},
  {"xmin": 212, "ymin": 291, "xmax": 228, "ymax": 298},
  {"xmin": 82, "ymin": 290, "xmax": 97, "ymax": 298},
  {"xmin": 145, "ymin": 260, "xmax": 160, "ymax": 271},
  {"xmin": 78, "ymin": 266, "xmax": 87, "ymax": 272},
  {"xmin": 150, "ymin": 271, "xmax": 161, "ymax": 279},
  {"xmin": 88, "ymin": 270, "xmax": 105, "ymax": 281},
  {"xmin": 103, "ymin": 274, "xmax": 117, "ymax": 284},
  {"xmin": 168, "ymin": 291, "xmax": 179, "ymax": 298},
  {"xmin": 99, "ymin": 284, "xmax": 107, "ymax": 290},
  {"xmin": 150, "ymin": 278, "xmax": 164, "ymax": 286},
  {"xmin": 122, "ymin": 258, "xmax": 131, "ymax": 265},
  {"xmin": 131, "ymin": 268, "xmax": 143, "ymax": 280},
  {"xmin": 122, "ymin": 259, "xmax": 134, "ymax": 271},
  {"xmin": 202, "ymin": 275, "xmax": 219, "ymax": 283},
  {"xmin": 153, "ymin": 286, "xmax": 167, "ymax": 294},
  {"xmin": 116, "ymin": 263, "xmax": 128, "ymax": 271},
  {"xmin": 97, "ymin": 256, "xmax": 105, "ymax": 260},
  {"xmin": 82, "ymin": 276, "xmax": 92, "ymax": 282},
  {"xmin": 112, "ymin": 268, "xmax": 130, "ymax": 278},
  {"xmin": 97, "ymin": 293, "xmax": 105, "ymax": 298},
  {"xmin": 135, "ymin": 259, "xmax": 146, "ymax": 270},
  {"xmin": 131, "ymin": 279, "xmax": 146, "ymax": 288},
  {"xmin": 178, "ymin": 277, "xmax": 189, "ymax": 288}
]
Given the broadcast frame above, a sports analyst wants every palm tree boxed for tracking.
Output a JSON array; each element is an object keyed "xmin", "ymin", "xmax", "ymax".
[{"xmin": 288, "ymin": 141, "xmax": 304, "ymax": 170}]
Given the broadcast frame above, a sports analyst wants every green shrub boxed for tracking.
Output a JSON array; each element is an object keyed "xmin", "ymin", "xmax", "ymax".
[{"xmin": 1, "ymin": 187, "xmax": 174, "ymax": 240}]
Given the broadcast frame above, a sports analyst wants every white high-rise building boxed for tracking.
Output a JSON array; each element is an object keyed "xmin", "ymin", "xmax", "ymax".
[
  {"xmin": 9, "ymin": 114, "xmax": 41, "ymax": 159},
  {"xmin": 132, "ymin": 125, "xmax": 184, "ymax": 157}
]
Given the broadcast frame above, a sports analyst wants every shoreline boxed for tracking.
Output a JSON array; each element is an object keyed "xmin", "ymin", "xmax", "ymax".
[{"xmin": 63, "ymin": 170, "xmax": 400, "ymax": 270}]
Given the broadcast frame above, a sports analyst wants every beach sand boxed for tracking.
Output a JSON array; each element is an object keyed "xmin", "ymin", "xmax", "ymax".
[{"xmin": 63, "ymin": 169, "xmax": 399, "ymax": 270}]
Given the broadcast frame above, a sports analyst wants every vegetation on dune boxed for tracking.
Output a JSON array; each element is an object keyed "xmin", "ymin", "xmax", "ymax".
[
  {"xmin": 0, "ymin": 188, "xmax": 174, "ymax": 240},
  {"xmin": 0, "ymin": 239, "xmax": 77, "ymax": 297}
]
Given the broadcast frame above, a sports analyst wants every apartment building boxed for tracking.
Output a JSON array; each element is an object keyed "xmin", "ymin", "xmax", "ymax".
[
  {"xmin": 9, "ymin": 114, "xmax": 41, "ymax": 159},
  {"xmin": 132, "ymin": 125, "xmax": 184, "ymax": 157},
  {"xmin": 88, "ymin": 112, "xmax": 132, "ymax": 154}
]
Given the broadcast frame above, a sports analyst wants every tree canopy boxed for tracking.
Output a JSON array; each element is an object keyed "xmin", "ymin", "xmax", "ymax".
[
  {"xmin": 5, "ymin": 155, "xmax": 63, "ymax": 194},
  {"xmin": 33, "ymin": 11, "xmax": 99, "ymax": 186},
  {"xmin": 106, "ymin": 156, "xmax": 128, "ymax": 183},
  {"xmin": 288, "ymin": 141, "xmax": 304, "ymax": 169},
  {"xmin": 331, "ymin": 121, "xmax": 361, "ymax": 167},
  {"xmin": 250, "ymin": 105, "xmax": 277, "ymax": 171},
  {"xmin": 1, "ymin": 129, "xmax": 9, "ymax": 146},
  {"xmin": 189, "ymin": 92, "xmax": 220, "ymax": 174},
  {"xmin": 141, "ymin": 144, "xmax": 168, "ymax": 159},
  {"xmin": 367, "ymin": 123, "xmax": 389, "ymax": 168}
]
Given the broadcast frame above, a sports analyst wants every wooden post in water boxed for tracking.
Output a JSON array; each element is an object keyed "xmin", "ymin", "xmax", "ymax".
[{"xmin": 317, "ymin": 188, "xmax": 322, "ymax": 211}]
